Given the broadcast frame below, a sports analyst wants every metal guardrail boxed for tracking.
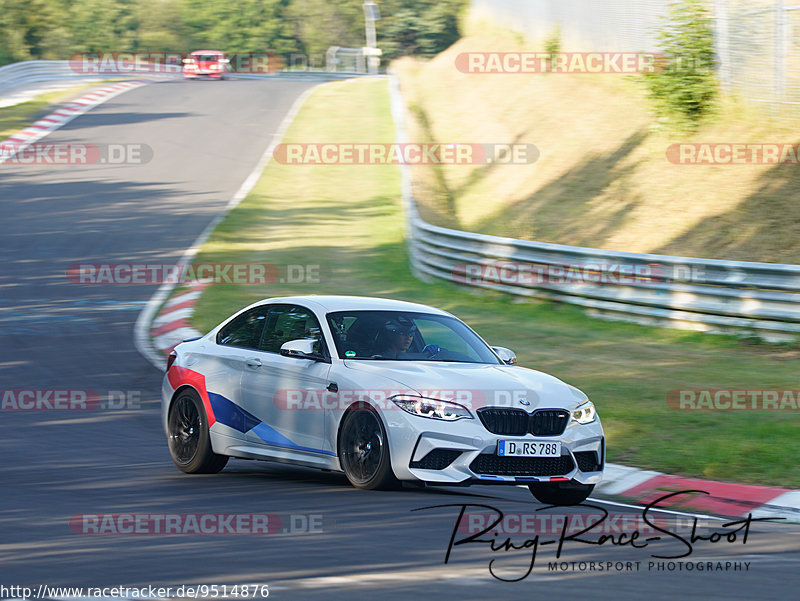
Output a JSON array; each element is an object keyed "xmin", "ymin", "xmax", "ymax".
[
  {"xmin": 0, "ymin": 60, "xmax": 368, "ymax": 97},
  {"xmin": 388, "ymin": 74, "xmax": 800, "ymax": 341},
  {"xmin": 0, "ymin": 60, "xmax": 101, "ymax": 93},
  {"xmin": 0, "ymin": 60, "xmax": 177, "ymax": 98},
  {"xmin": 226, "ymin": 71, "xmax": 370, "ymax": 81}
]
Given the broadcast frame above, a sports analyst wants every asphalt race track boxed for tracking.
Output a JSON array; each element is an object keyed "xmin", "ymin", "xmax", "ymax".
[{"xmin": 1, "ymin": 78, "xmax": 799, "ymax": 600}]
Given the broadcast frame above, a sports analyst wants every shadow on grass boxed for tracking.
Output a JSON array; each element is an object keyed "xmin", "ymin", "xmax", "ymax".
[
  {"xmin": 653, "ymin": 150, "xmax": 800, "ymax": 262},
  {"xmin": 407, "ymin": 101, "xmax": 533, "ymax": 233},
  {"xmin": 468, "ymin": 129, "xmax": 650, "ymax": 246}
]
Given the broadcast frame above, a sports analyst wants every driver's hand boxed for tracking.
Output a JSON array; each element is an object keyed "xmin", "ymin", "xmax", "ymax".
[{"xmin": 422, "ymin": 344, "xmax": 442, "ymax": 356}]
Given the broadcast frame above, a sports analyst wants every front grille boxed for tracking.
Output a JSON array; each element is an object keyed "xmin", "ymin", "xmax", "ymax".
[
  {"xmin": 530, "ymin": 410, "xmax": 570, "ymax": 436},
  {"xmin": 470, "ymin": 453, "xmax": 575, "ymax": 476},
  {"xmin": 409, "ymin": 449, "xmax": 462, "ymax": 470},
  {"xmin": 477, "ymin": 408, "xmax": 529, "ymax": 435},
  {"xmin": 477, "ymin": 408, "xmax": 570, "ymax": 437},
  {"xmin": 574, "ymin": 451, "xmax": 602, "ymax": 472}
]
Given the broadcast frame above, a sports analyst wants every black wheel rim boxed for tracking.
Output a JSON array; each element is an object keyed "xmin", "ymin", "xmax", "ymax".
[
  {"xmin": 169, "ymin": 396, "xmax": 201, "ymax": 465},
  {"xmin": 340, "ymin": 411, "xmax": 384, "ymax": 485}
]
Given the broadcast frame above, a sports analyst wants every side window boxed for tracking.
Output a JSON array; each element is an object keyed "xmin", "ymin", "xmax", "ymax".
[
  {"xmin": 259, "ymin": 305, "xmax": 325, "ymax": 355},
  {"xmin": 216, "ymin": 306, "xmax": 270, "ymax": 349}
]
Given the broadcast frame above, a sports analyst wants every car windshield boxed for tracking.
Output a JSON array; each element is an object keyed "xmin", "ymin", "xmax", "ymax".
[
  {"xmin": 194, "ymin": 55, "xmax": 221, "ymax": 62},
  {"xmin": 326, "ymin": 310, "xmax": 501, "ymax": 364}
]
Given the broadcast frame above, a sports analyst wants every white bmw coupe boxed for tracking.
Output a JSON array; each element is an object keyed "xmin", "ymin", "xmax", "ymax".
[{"xmin": 162, "ymin": 295, "xmax": 604, "ymax": 505}]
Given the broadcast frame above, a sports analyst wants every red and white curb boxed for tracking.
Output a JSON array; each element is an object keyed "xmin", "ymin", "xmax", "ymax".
[
  {"xmin": 0, "ymin": 80, "xmax": 145, "ymax": 165},
  {"xmin": 149, "ymin": 280, "xmax": 212, "ymax": 355},
  {"xmin": 595, "ymin": 463, "xmax": 800, "ymax": 521}
]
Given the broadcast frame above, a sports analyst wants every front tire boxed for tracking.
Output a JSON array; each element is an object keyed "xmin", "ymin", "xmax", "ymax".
[
  {"xmin": 338, "ymin": 407, "xmax": 398, "ymax": 490},
  {"xmin": 168, "ymin": 390, "xmax": 228, "ymax": 474},
  {"xmin": 529, "ymin": 480, "xmax": 594, "ymax": 506}
]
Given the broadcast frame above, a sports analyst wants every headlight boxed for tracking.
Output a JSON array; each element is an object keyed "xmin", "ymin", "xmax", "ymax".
[
  {"xmin": 571, "ymin": 401, "xmax": 596, "ymax": 424},
  {"xmin": 392, "ymin": 395, "xmax": 473, "ymax": 421}
]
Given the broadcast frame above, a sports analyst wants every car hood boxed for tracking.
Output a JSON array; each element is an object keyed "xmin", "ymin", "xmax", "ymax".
[{"xmin": 340, "ymin": 360, "xmax": 587, "ymax": 411}]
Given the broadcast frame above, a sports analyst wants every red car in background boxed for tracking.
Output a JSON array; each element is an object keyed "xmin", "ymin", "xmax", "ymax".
[{"xmin": 183, "ymin": 50, "xmax": 229, "ymax": 80}]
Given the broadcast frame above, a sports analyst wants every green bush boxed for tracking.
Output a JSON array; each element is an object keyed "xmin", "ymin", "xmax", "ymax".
[
  {"xmin": 544, "ymin": 25, "xmax": 561, "ymax": 57},
  {"xmin": 644, "ymin": 0, "xmax": 718, "ymax": 127}
]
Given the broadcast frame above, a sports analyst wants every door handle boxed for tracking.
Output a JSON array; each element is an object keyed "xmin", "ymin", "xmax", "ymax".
[{"xmin": 246, "ymin": 358, "xmax": 262, "ymax": 368}]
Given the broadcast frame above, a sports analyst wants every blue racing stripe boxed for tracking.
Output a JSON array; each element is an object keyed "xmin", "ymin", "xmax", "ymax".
[
  {"xmin": 251, "ymin": 423, "xmax": 336, "ymax": 456},
  {"xmin": 208, "ymin": 392, "xmax": 261, "ymax": 433},
  {"xmin": 208, "ymin": 391, "xmax": 335, "ymax": 457}
]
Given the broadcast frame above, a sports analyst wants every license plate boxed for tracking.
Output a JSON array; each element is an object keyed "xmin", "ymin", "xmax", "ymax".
[{"xmin": 497, "ymin": 440, "xmax": 561, "ymax": 457}]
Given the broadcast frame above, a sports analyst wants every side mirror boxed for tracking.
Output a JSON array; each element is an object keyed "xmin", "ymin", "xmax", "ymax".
[
  {"xmin": 280, "ymin": 339, "xmax": 323, "ymax": 361},
  {"xmin": 182, "ymin": 58, "xmax": 193, "ymax": 64},
  {"xmin": 491, "ymin": 346, "xmax": 517, "ymax": 365},
  {"xmin": 220, "ymin": 58, "xmax": 230, "ymax": 64}
]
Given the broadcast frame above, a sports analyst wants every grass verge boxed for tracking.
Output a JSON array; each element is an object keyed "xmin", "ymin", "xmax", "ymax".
[{"xmin": 191, "ymin": 77, "xmax": 800, "ymax": 488}]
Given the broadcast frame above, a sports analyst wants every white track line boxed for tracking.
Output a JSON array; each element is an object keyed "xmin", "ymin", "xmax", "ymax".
[{"xmin": 588, "ymin": 497, "xmax": 728, "ymax": 521}]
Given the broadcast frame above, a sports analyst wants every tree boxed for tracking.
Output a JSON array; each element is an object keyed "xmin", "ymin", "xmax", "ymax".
[
  {"xmin": 0, "ymin": 0, "xmax": 64, "ymax": 62},
  {"xmin": 379, "ymin": 0, "xmax": 467, "ymax": 59},
  {"xmin": 644, "ymin": 0, "xmax": 718, "ymax": 126},
  {"xmin": 286, "ymin": 0, "xmax": 364, "ymax": 60},
  {"xmin": 0, "ymin": 0, "xmax": 469, "ymax": 67},
  {"xmin": 179, "ymin": 0, "xmax": 297, "ymax": 54}
]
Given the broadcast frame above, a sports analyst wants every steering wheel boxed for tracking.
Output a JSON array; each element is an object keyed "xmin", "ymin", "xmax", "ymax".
[{"xmin": 422, "ymin": 344, "xmax": 442, "ymax": 358}]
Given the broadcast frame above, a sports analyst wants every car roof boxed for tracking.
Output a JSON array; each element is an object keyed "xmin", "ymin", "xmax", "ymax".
[
  {"xmin": 190, "ymin": 50, "xmax": 224, "ymax": 55},
  {"xmin": 253, "ymin": 295, "xmax": 451, "ymax": 316}
]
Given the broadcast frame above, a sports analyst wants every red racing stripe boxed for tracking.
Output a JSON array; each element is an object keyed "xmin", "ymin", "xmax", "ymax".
[{"xmin": 167, "ymin": 366, "xmax": 216, "ymax": 427}]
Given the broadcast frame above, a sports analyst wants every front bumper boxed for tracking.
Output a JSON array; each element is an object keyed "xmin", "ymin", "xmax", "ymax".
[
  {"xmin": 385, "ymin": 408, "xmax": 604, "ymax": 485},
  {"xmin": 183, "ymin": 71, "xmax": 223, "ymax": 78}
]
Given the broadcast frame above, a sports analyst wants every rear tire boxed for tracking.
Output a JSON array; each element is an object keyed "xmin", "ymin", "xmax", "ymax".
[
  {"xmin": 168, "ymin": 390, "xmax": 228, "ymax": 474},
  {"xmin": 529, "ymin": 480, "xmax": 594, "ymax": 506},
  {"xmin": 338, "ymin": 407, "xmax": 398, "ymax": 490}
]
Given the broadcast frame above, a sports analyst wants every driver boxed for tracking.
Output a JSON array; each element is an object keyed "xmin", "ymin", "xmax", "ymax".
[{"xmin": 374, "ymin": 317, "xmax": 417, "ymax": 359}]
